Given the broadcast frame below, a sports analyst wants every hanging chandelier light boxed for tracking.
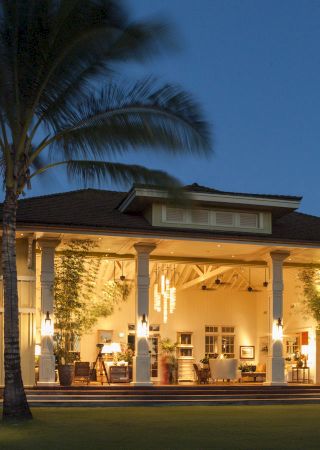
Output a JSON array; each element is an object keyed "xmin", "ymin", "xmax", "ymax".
[{"xmin": 153, "ymin": 265, "xmax": 177, "ymax": 323}]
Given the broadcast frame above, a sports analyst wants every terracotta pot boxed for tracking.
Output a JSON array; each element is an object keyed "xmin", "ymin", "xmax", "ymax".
[
  {"xmin": 58, "ymin": 364, "xmax": 74, "ymax": 386},
  {"xmin": 161, "ymin": 357, "xmax": 170, "ymax": 385}
]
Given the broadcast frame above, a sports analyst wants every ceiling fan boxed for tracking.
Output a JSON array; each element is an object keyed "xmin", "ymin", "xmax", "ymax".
[
  {"xmin": 263, "ymin": 268, "xmax": 269, "ymax": 288},
  {"xmin": 199, "ymin": 284, "xmax": 217, "ymax": 291},
  {"xmin": 214, "ymin": 275, "xmax": 231, "ymax": 286},
  {"xmin": 114, "ymin": 261, "xmax": 134, "ymax": 283},
  {"xmin": 241, "ymin": 268, "xmax": 262, "ymax": 292}
]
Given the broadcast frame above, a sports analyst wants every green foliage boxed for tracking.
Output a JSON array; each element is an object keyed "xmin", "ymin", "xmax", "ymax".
[
  {"xmin": 0, "ymin": 0, "xmax": 212, "ymax": 195},
  {"xmin": 160, "ymin": 337, "xmax": 177, "ymax": 355},
  {"xmin": 160, "ymin": 338, "xmax": 177, "ymax": 384},
  {"xmin": 239, "ymin": 363, "xmax": 256, "ymax": 372},
  {"xmin": 54, "ymin": 239, "xmax": 130, "ymax": 364},
  {"xmin": 299, "ymin": 269, "xmax": 320, "ymax": 329},
  {"xmin": 116, "ymin": 347, "xmax": 134, "ymax": 365},
  {"xmin": 200, "ymin": 356, "xmax": 210, "ymax": 365}
]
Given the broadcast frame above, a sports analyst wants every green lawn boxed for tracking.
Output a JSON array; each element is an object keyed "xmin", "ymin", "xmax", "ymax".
[{"xmin": 0, "ymin": 405, "xmax": 320, "ymax": 450}]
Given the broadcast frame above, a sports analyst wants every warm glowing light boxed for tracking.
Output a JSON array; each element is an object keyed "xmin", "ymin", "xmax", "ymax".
[
  {"xmin": 272, "ymin": 318, "xmax": 283, "ymax": 340},
  {"xmin": 169, "ymin": 287, "xmax": 176, "ymax": 313},
  {"xmin": 137, "ymin": 314, "xmax": 148, "ymax": 337},
  {"xmin": 102, "ymin": 342, "xmax": 121, "ymax": 354},
  {"xmin": 161, "ymin": 274, "xmax": 165, "ymax": 295},
  {"xmin": 35, "ymin": 344, "xmax": 41, "ymax": 356},
  {"xmin": 153, "ymin": 266, "xmax": 177, "ymax": 323},
  {"xmin": 42, "ymin": 311, "xmax": 53, "ymax": 336},
  {"xmin": 154, "ymin": 284, "xmax": 161, "ymax": 312}
]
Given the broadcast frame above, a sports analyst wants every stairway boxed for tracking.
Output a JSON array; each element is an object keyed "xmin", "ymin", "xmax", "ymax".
[{"xmin": 4, "ymin": 385, "xmax": 320, "ymax": 407}]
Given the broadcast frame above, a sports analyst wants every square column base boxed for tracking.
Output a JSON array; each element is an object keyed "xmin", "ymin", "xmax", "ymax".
[
  {"xmin": 132, "ymin": 355, "xmax": 152, "ymax": 385},
  {"xmin": 266, "ymin": 356, "xmax": 286, "ymax": 385},
  {"xmin": 39, "ymin": 354, "xmax": 56, "ymax": 384}
]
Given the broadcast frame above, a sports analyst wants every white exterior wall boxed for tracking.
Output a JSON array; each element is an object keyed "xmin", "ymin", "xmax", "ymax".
[
  {"xmin": 256, "ymin": 268, "xmax": 317, "ymax": 382},
  {"xmin": 81, "ymin": 267, "xmax": 317, "ymax": 382},
  {"xmin": 80, "ymin": 285, "xmax": 259, "ymax": 367}
]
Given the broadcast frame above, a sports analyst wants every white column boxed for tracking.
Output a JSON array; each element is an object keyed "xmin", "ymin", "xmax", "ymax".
[
  {"xmin": 38, "ymin": 239, "xmax": 60, "ymax": 386},
  {"xmin": 265, "ymin": 250, "xmax": 290, "ymax": 385},
  {"xmin": 132, "ymin": 243, "xmax": 156, "ymax": 386}
]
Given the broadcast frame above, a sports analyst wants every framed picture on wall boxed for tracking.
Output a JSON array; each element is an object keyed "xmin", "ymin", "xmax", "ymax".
[
  {"xmin": 240, "ymin": 346, "xmax": 255, "ymax": 360},
  {"xmin": 98, "ymin": 330, "xmax": 113, "ymax": 343}
]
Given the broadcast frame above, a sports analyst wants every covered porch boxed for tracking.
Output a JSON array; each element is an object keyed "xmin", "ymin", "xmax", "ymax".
[{"xmin": 27, "ymin": 233, "xmax": 320, "ymax": 388}]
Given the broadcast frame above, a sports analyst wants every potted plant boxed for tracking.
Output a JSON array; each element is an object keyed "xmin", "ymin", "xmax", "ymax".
[
  {"xmin": 200, "ymin": 356, "xmax": 210, "ymax": 368},
  {"xmin": 54, "ymin": 240, "xmax": 131, "ymax": 386},
  {"xmin": 160, "ymin": 338, "xmax": 177, "ymax": 384}
]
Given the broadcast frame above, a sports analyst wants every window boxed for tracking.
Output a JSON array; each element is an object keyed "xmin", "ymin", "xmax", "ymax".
[
  {"xmin": 221, "ymin": 326, "xmax": 235, "ymax": 334},
  {"xmin": 205, "ymin": 326, "xmax": 235, "ymax": 359},
  {"xmin": 205, "ymin": 335, "xmax": 219, "ymax": 357},
  {"xmin": 177, "ymin": 332, "xmax": 193, "ymax": 358},
  {"xmin": 179, "ymin": 333, "xmax": 192, "ymax": 345},
  {"xmin": 205, "ymin": 326, "xmax": 218, "ymax": 333},
  {"xmin": 221, "ymin": 335, "xmax": 235, "ymax": 358}
]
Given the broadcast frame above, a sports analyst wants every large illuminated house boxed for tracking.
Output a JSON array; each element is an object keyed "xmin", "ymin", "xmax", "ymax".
[{"xmin": 1, "ymin": 183, "xmax": 320, "ymax": 386}]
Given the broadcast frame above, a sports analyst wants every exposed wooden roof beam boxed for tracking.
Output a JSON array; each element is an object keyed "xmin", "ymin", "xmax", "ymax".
[{"xmin": 178, "ymin": 266, "xmax": 230, "ymax": 291}]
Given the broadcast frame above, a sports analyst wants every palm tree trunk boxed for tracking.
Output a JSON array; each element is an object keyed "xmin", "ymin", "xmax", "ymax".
[{"xmin": 2, "ymin": 188, "xmax": 32, "ymax": 421}]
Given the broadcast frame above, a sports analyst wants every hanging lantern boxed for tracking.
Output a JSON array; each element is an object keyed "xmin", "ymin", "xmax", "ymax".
[{"xmin": 153, "ymin": 265, "xmax": 177, "ymax": 323}]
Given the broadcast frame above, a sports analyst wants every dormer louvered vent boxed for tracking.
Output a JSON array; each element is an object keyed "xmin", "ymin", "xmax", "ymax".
[
  {"xmin": 215, "ymin": 211, "xmax": 234, "ymax": 226},
  {"xmin": 166, "ymin": 207, "xmax": 185, "ymax": 223},
  {"xmin": 160, "ymin": 205, "xmax": 266, "ymax": 233},
  {"xmin": 239, "ymin": 213, "xmax": 258, "ymax": 228},
  {"xmin": 191, "ymin": 209, "xmax": 209, "ymax": 224}
]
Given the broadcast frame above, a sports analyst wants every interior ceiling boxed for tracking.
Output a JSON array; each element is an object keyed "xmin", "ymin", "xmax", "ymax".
[
  {"xmin": 32, "ymin": 233, "xmax": 310, "ymax": 293},
  {"xmin": 53, "ymin": 233, "xmax": 320, "ymax": 265},
  {"xmin": 86, "ymin": 259, "xmax": 300, "ymax": 294},
  {"xmin": 34, "ymin": 232, "xmax": 316, "ymax": 293}
]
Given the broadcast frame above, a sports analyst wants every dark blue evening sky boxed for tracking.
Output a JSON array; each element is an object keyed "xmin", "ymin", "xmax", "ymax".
[{"xmin": 30, "ymin": 0, "xmax": 320, "ymax": 215}]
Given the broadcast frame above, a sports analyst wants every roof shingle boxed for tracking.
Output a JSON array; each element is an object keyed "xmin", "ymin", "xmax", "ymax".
[{"xmin": 0, "ymin": 188, "xmax": 318, "ymax": 245}]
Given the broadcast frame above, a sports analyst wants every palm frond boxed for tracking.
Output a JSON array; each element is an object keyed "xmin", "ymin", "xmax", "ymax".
[
  {"xmin": 0, "ymin": 0, "xmax": 173, "ymax": 141},
  {"xmin": 42, "ymin": 78, "xmax": 212, "ymax": 161},
  {"xmin": 32, "ymin": 159, "xmax": 181, "ymax": 191}
]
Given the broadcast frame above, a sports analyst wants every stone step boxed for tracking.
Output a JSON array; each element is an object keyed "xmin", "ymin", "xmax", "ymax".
[
  {"xmin": 24, "ymin": 392, "xmax": 320, "ymax": 400},
  {"xmin": 28, "ymin": 384, "xmax": 320, "ymax": 390},
  {"xmin": 25, "ymin": 388, "xmax": 320, "ymax": 396},
  {"xmin": 3, "ymin": 396, "xmax": 320, "ymax": 407},
  {"xmin": 3, "ymin": 385, "xmax": 320, "ymax": 407}
]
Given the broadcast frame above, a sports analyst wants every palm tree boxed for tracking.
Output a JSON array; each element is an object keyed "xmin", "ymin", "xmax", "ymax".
[{"xmin": 0, "ymin": 0, "xmax": 211, "ymax": 421}]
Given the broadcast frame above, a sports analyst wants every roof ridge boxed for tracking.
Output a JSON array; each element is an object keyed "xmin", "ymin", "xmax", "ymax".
[{"xmin": 183, "ymin": 183, "xmax": 302, "ymax": 200}]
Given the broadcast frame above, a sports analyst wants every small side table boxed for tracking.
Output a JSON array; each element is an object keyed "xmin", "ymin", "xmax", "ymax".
[{"xmin": 291, "ymin": 367, "xmax": 310, "ymax": 383}]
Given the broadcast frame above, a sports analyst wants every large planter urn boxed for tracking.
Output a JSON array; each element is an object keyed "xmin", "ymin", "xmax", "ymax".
[{"xmin": 58, "ymin": 364, "xmax": 75, "ymax": 386}]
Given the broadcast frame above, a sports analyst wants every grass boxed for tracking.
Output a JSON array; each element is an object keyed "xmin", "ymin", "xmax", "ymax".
[{"xmin": 0, "ymin": 405, "xmax": 320, "ymax": 450}]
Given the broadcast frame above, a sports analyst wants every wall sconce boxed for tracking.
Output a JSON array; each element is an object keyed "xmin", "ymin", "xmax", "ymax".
[
  {"xmin": 35, "ymin": 344, "xmax": 41, "ymax": 356},
  {"xmin": 137, "ymin": 313, "xmax": 148, "ymax": 337},
  {"xmin": 43, "ymin": 311, "xmax": 53, "ymax": 336},
  {"xmin": 272, "ymin": 317, "xmax": 283, "ymax": 340}
]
